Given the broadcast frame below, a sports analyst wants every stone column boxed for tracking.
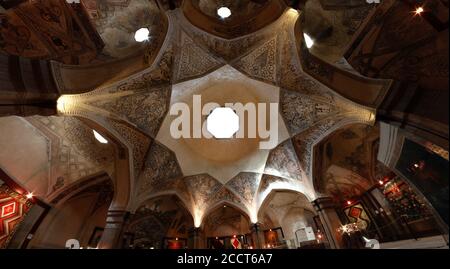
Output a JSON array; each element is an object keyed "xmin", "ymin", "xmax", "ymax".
[
  {"xmin": 188, "ymin": 227, "xmax": 203, "ymax": 249},
  {"xmin": 250, "ymin": 223, "xmax": 264, "ymax": 249},
  {"xmin": 312, "ymin": 197, "xmax": 343, "ymax": 249},
  {"xmin": 97, "ymin": 210, "xmax": 129, "ymax": 249}
]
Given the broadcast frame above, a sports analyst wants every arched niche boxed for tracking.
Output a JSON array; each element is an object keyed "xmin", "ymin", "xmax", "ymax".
[
  {"xmin": 27, "ymin": 174, "xmax": 114, "ymax": 249},
  {"xmin": 312, "ymin": 123, "xmax": 382, "ymax": 203},
  {"xmin": 201, "ymin": 202, "xmax": 252, "ymax": 238},
  {"xmin": 257, "ymin": 190, "xmax": 317, "ymax": 248},
  {"xmin": 125, "ymin": 195, "xmax": 194, "ymax": 249}
]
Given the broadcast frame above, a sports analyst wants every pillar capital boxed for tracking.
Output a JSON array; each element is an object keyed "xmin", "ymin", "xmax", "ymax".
[
  {"xmin": 188, "ymin": 227, "xmax": 203, "ymax": 249},
  {"xmin": 188, "ymin": 227, "xmax": 202, "ymax": 236},
  {"xmin": 312, "ymin": 197, "xmax": 338, "ymax": 212},
  {"xmin": 97, "ymin": 210, "xmax": 130, "ymax": 249},
  {"xmin": 250, "ymin": 222, "xmax": 262, "ymax": 232}
]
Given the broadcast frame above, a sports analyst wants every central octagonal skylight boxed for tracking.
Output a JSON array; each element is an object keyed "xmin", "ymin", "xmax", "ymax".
[{"xmin": 207, "ymin": 107, "xmax": 239, "ymax": 139}]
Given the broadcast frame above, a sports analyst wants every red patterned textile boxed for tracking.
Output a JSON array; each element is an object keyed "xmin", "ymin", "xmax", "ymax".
[{"xmin": 0, "ymin": 184, "xmax": 32, "ymax": 248}]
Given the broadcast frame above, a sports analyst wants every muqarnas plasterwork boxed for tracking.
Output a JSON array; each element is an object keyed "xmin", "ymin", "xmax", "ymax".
[
  {"xmin": 233, "ymin": 37, "xmax": 278, "ymax": 84},
  {"xmin": 226, "ymin": 173, "xmax": 261, "ymax": 206},
  {"xmin": 264, "ymin": 139, "xmax": 303, "ymax": 182},
  {"xmin": 184, "ymin": 174, "xmax": 222, "ymax": 208},
  {"xmin": 139, "ymin": 142, "xmax": 183, "ymax": 194},
  {"xmin": 280, "ymin": 89, "xmax": 337, "ymax": 136},
  {"xmin": 92, "ymin": 86, "xmax": 171, "ymax": 138},
  {"xmin": 174, "ymin": 31, "xmax": 223, "ymax": 82},
  {"xmin": 207, "ymin": 186, "xmax": 248, "ymax": 210},
  {"xmin": 108, "ymin": 119, "xmax": 152, "ymax": 176}
]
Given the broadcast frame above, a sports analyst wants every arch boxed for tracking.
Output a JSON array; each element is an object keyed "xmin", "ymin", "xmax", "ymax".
[
  {"xmin": 27, "ymin": 175, "xmax": 114, "ymax": 248},
  {"xmin": 257, "ymin": 189, "xmax": 315, "ymax": 223},
  {"xmin": 310, "ymin": 120, "xmax": 374, "ymax": 195},
  {"xmin": 131, "ymin": 192, "xmax": 195, "ymax": 225},
  {"xmin": 311, "ymin": 122, "xmax": 378, "ymax": 197},
  {"xmin": 257, "ymin": 184, "xmax": 315, "ymax": 216},
  {"xmin": 75, "ymin": 117, "xmax": 133, "ymax": 211},
  {"xmin": 201, "ymin": 202, "xmax": 253, "ymax": 244},
  {"xmin": 126, "ymin": 194, "xmax": 195, "ymax": 249},
  {"xmin": 200, "ymin": 201, "xmax": 252, "ymax": 228},
  {"xmin": 257, "ymin": 189, "xmax": 318, "ymax": 248},
  {"xmin": 48, "ymin": 172, "xmax": 112, "ymax": 206}
]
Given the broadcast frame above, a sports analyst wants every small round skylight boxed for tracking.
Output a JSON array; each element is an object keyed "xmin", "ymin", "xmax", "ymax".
[
  {"xmin": 207, "ymin": 107, "xmax": 239, "ymax": 139},
  {"xmin": 134, "ymin": 28, "xmax": 150, "ymax": 42},
  {"xmin": 217, "ymin": 7, "xmax": 231, "ymax": 19}
]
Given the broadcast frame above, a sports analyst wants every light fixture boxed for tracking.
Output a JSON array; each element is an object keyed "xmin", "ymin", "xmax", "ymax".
[
  {"xmin": 26, "ymin": 193, "xmax": 33, "ymax": 199},
  {"xmin": 346, "ymin": 200, "xmax": 352, "ymax": 206},
  {"xmin": 303, "ymin": 33, "xmax": 314, "ymax": 48},
  {"xmin": 57, "ymin": 98, "xmax": 65, "ymax": 113},
  {"xmin": 93, "ymin": 130, "xmax": 108, "ymax": 144},
  {"xmin": 207, "ymin": 107, "xmax": 240, "ymax": 139},
  {"xmin": 134, "ymin": 27, "xmax": 150, "ymax": 42},
  {"xmin": 414, "ymin": 6, "xmax": 424, "ymax": 16},
  {"xmin": 378, "ymin": 180, "xmax": 384, "ymax": 186},
  {"xmin": 217, "ymin": 7, "xmax": 231, "ymax": 19}
]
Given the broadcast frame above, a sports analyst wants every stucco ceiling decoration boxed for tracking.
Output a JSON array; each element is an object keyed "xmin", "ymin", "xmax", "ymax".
[
  {"xmin": 55, "ymin": 5, "xmax": 377, "ymax": 224},
  {"xmin": 173, "ymin": 30, "xmax": 225, "ymax": 82},
  {"xmin": 157, "ymin": 65, "xmax": 290, "ymax": 184}
]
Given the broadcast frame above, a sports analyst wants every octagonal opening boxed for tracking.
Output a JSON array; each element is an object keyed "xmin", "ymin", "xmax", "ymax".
[{"xmin": 206, "ymin": 107, "xmax": 239, "ymax": 139}]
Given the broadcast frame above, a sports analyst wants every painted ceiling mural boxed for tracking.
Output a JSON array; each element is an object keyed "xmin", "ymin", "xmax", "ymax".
[
  {"xmin": 303, "ymin": 0, "xmax": 375, "ymax": 63},
  {"xmin": 54, "ymin": 3, "xmax": 385, "ymax": 226},
  {"xmin": 0, "ymin": 0, "xmax": 399, "ymax": 230},
  {"xmin": 313, "ymin": 123, "xmax": 389, "ymax": 202},
  {"xmin": 81, "ymin": 0, "xmax": 164, "ymax": 59},
  {"xmin": 0, "ymin": 0, "xmax": 104, "ymax": 64}
]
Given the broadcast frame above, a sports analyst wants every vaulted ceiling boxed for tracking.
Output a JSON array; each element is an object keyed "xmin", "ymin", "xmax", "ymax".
[
  {"xmin": 48, "ymin": 1, "xmax": 382, "ymax": 225},
  {"xmin": 2, "ymin": 0, "xmax": 441, "ymax": 227}
]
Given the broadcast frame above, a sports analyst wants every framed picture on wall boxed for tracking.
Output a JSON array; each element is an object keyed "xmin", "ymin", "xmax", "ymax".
[{"xmin": 263, "ymin": 227, "xmax": 284, "ymax": 248}]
